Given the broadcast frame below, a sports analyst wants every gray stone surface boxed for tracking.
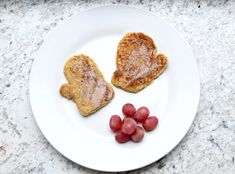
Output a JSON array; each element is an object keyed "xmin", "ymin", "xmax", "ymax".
[{"xmin": 0, "ymin": 0, "xmax": 235, "ymax": 173}]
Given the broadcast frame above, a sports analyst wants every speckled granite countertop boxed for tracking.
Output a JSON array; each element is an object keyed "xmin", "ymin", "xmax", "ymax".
[{"xmin": 0, "ymin": 0, "xmax": 235, "ymax": 173}]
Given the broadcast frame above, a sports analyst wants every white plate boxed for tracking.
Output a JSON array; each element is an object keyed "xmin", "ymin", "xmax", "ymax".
[{"xmin": 30, "ymin": 5, "xmax": 200, "ymax": 172}]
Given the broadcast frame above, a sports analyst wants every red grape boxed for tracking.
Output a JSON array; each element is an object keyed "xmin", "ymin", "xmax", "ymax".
[
  {"xmin": 115, "ymin": 130, "xmax": 130, "ymax": 143},
  {"xmin": 143, "ymin": 116, "xmax": 158, "ymax": 132},
  {"xmin": 134, "ymin": 106, "xmax": 150, "ymax": 122},
  {"xmin": 122, "ymin": 103, "xmax": 136, "ymax": 117},
  {"xmin": 131, "ymin": 126, "xmax": 144, "ymax": 142},
  {"xmin": 121, "ymin": 118, "xmax": 137, "ymax": 135},
  {"xmin": 109, "ymin": 115, "xmax": 122, "ymax": 132}
]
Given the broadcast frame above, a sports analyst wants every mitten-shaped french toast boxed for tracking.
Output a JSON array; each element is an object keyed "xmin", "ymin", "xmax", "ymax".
[
  {"xmin": 60, "ymin": 54, "xmax": 114, "ymax": 116},
  {"xmin": 112, "ymin": 32, "xmax": 168, "ymax": 92}
]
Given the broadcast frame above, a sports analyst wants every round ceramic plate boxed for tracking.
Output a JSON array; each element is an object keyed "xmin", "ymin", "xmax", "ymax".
[{"xmin": 30, "ymin": 5, "xmax": 200, "ymax": 172}]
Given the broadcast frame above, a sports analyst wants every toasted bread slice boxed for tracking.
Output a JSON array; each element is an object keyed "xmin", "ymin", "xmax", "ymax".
[
  {"xmin": 60, "ymin": 54, "xmax": 114, "ymax": 116},
  {"xmin": 112, "ymin": 32, "xmax": 168, "ymax": 92}
]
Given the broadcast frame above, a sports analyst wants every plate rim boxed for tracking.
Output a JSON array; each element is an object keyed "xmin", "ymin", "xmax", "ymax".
[{"xmin": 29, "ymin": 4, "xmax": 201, "ymax": 172}]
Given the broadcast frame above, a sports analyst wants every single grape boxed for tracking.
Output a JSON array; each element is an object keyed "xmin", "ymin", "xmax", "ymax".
[
  {"xmin": 131, "ymin": 126, "xmax": 144, "ymax": 142},
  {"xmin": 122, "ymin": 103, "xmax": 136, "ymax": 117},
  {"xmin": 134, "ymin": 106, "xmax": 150, "ymax": 122},
  {"xmin": 115, "ymin": 130, "xmax": 130, "ymax": 143},
  {"xmin": 121, "ymin": 117, "xmax": 137, "ymax": 135},
  {"xmin": 109, "ymin": 115, "xmax": 122, "ymax": 132},
  {"xmin": 142, "ymin": 116, "xmax": 158, "ymax": 132}
]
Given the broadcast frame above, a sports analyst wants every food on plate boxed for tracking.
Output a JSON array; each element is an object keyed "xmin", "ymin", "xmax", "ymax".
[
  {"xmin": 112, "ymin": 32, "xmax": 168, "ymax": 92},
  {"xmin": 121, "ymin": 118, "xmax": 137, "ymax": 135},
  {"xmin": 60, "ymin": 54, "xmax": 114, "ymax": 116},
  {"xmin": 109, "ymin": 103, "xmax": 159, "ymax": 144},
  {"xmin": 143, "ymin": 116, "xmax": 158, "ymax": 132},
  {"xmin": 109, "ymin": 115, "xmax": 123, "ymax": 132},
  {"xmin": 131, "ymin": 126, "xmax": 144, "ymax": 142},
  {"xmin": 134, "ymin": 106, "xmax": 149, "ymax": 122},
  {"xmin": 122, "ymin": 103, "xmax": 136, "ymax": 117},
  {"xmin": 115, "ymin": 130, "xmax": 130, "ymax": 143}
]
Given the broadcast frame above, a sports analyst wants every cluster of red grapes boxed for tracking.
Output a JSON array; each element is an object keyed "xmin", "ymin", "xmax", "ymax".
[{"xmin": 109, "ymin": 103, "xmax": 158, "ymax": 143}]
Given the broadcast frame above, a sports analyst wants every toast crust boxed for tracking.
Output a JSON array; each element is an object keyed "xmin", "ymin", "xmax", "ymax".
[
  {"xmin": 112, "ymin": 32, "xmax": 168, "ymax": 92},
  {"xmin": 60, "ymin": 54, "xmax": 114, "ymax": 116}
]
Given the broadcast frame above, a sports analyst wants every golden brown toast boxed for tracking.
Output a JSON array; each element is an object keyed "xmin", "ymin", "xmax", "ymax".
[
  {"xmin": 112, "ymin": 32, "xmax": 168, "ymax": 92},
  {"xmin": 60, "ymin": 54, "xmax": 114, "ymax": 116}
]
